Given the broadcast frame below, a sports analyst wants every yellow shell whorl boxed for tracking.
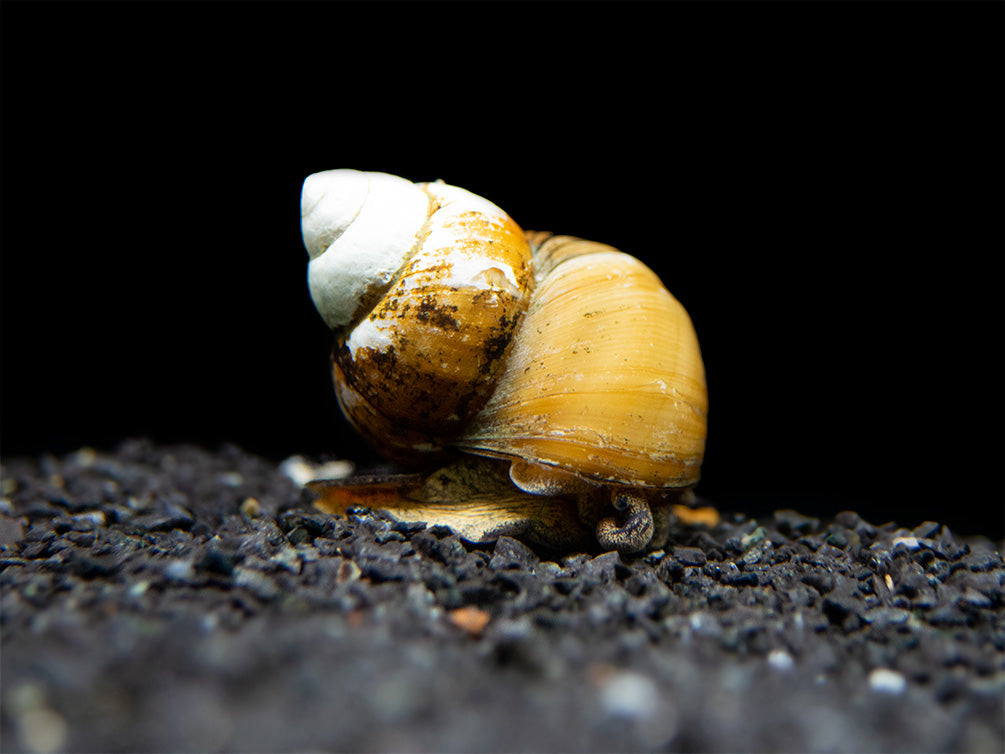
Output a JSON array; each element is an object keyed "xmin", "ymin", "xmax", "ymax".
[{"xmin": 456, "ymin": 236, "xmax": 708, "ymax": 490}]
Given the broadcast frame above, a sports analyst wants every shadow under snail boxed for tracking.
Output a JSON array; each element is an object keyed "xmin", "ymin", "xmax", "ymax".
[{"xmin": 300, "ymin": 170, "xmax": 708, "ymax": 553}]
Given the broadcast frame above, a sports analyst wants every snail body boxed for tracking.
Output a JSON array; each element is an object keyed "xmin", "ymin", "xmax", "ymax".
[{"xmin": 300, "ymin": 170, "xmax": 707, "ymax": 552}]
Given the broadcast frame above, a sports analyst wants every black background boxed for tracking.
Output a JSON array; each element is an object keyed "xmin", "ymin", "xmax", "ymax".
[{"xmin": 2, "ymin": 2, "xmax": 1002, "ymax": 538}]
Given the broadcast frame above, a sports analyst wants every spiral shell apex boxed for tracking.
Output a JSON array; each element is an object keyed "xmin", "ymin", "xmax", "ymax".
[{"xmin": 301, "ymin": 170, "xmax": 431, "ymax": 330}]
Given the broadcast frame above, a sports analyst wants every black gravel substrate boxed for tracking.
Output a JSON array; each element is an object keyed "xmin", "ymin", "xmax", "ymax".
[{"xmin": 1, "ymin": 440, "xmax": 1002, "ymax": 753}]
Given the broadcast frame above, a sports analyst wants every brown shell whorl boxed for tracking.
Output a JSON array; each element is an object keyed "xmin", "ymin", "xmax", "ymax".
[{"xmin": 329, "ymin": 181, "xmax": 536, "ymax": 463}]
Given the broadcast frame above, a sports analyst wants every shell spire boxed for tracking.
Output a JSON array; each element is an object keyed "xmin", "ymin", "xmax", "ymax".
[
  {"xmin": 301, "ymin": 170, "xmax": 536, "ymax": 463},
  {"xmin": 301, "ymin": 170, "xmax": 430, "ymax": 330}
]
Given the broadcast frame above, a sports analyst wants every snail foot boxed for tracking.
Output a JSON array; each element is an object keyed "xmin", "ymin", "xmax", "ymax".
[{"xmin": 596, "ymin": 489, "xmax": 654, "ymax": 553}]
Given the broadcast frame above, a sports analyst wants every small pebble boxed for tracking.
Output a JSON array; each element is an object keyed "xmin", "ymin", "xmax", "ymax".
[
  {"xmin": 448, "ymin": 606, "xmax": 491, "ymax": 636},
  {"xmin": 8, "ymin": 683, "xmax": 68, "ymax": 754},
  {"xmin": 489, "ymin": 536, "xmax": 538, "ymax": 570},
  {"xmin": 240, "ymin": 497, "xmax": 261, "ymax": 517},
  {"xmin": 279, "ymin": 455, "xmax": 354, "ymax": 487},
  {"xmin": 672, "ymin": 546, "xmax": 706, "ymax": 566},
  {"xmin": 912, "ymin": 521, "xmax": 941, "ymax": 539},
  {"xmin": 740, "ymin": 526, "xmax": 767, "ymax": 548},
  {"xmin": 337, "ymin": 559, "xmax": 361, "ymax": 584},
  {"xmin": 598, "ymin": 670, "xmax": 660, "ymax": 720},
  {"xmin": 17, "ymin": 706, "xmax": 68, "ymax": 754},
  {"xmin": 767, "ymin": 648, "xmax": 795, "ymax": 672},
  {"xmin": 868, "ymin": 668, "xmax": 907, "ymax": 695},
  {"xmin": 671, "ymin": 504, "xmax": 720, "ymax": 527},
  {"xmin": 218, "ymin": 471, "xmax": 244, "ymax": 487},
  {"xmin": 163, "ymin": 559, "xmax": 196, "ymax": 583},
  {"xmin": 774, "ymin": 509, "xmax": 820, "ymax": 535},
  {"xmin": 959, "ymin": 587, "xmax": 992, "ymax": 608}
]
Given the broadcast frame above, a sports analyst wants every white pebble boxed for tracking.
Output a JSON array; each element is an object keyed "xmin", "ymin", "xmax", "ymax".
[
  {"xmin": 868, "ymin": 668, "xmax": 907, "ymax": 694},
  {"xmin": 9, "ymin": 684, "xmax": 67, "ymax": 754},
  {"xmin": 71, "ymin": 447, "xmax": 97, "ymax": 467},
  {"xmin": 73, "ymin": 510, "xmax": 106, "ymax": 527},
  {"xmin": 163, "ymin": 559, "xmax": 194, "ymax": 582},
  {"xmin": 218, "ymin": 471, "xmax": 244, "ymax": 487},
  {"xmin": 17, "ymin": 706, "xmax": 67, "ymax": 754},
  {"xmin": 767, "ymin": 649, "xmax": 795, "ymax": 672},
  {"xmin": 200, "ymin": 613, "xmax": 219, "ymax": 632},
  {"xmin": 599, "ymin": 671, "xmax": 660, "ymax": 720},
  {"xmin": 279, "ymin": 455, "xmax": 354, "ymax": 486}
]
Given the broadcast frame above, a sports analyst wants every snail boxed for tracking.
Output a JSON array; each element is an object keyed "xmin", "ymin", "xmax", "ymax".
[{"xmin": 300, "ymin": 170, "xmax": 708, "ymax": 553}]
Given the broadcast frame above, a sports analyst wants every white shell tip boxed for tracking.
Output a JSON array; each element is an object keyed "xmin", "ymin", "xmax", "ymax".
[
  {"xmin": 301, "ymin": 170, "xmax": 430, "ymax": 330},
  {"xmin": 301, "ymin": 169, "xmax": 371, "ymax": 259}
]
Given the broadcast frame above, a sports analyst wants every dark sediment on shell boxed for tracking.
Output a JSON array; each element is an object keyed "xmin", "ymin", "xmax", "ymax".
[{"xmin": 1, "ymin": 439, "xmax": 1002, "ymax": 753}]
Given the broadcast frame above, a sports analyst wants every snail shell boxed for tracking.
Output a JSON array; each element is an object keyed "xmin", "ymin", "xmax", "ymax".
[{"xmin": 300, "ymin": 170, "xmax": 708, "ymax": 552}]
